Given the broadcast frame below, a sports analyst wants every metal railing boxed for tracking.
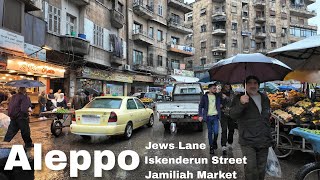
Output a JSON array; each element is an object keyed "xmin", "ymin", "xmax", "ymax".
[
  {"xmin": 132, "ymin": 29, "xmax": 154, "ymax": 39},
  {"xmin": 133, "ymin": 2, "xmax": 154, "ymax": 12}
]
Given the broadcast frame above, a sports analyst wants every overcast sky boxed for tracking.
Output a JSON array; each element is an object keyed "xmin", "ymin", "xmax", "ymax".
[{"xmin": 184, "ymin": 0, "xmax": 319, "ymax": 34}]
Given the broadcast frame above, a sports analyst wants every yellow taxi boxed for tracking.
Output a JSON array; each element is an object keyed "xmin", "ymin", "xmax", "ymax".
[{"xmin": 70, "ymin": 96, "xmax": 154, "ymax": 139}]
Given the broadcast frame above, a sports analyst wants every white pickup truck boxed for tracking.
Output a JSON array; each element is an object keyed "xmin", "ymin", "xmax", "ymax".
[{"xmin": 156, "ymin": 83, "xmax": 204, "ymax": 132}]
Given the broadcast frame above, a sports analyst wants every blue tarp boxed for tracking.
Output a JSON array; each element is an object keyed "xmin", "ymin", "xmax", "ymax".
[{"xmin": 290, "ymin": 127, "xmax": 320, "ymax": 153}]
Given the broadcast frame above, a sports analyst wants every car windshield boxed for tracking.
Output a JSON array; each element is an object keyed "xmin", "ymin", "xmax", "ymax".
[
  {"xmin": 144, "ymin": 93, "xmax": 156, "ymax": 99},
  {"xmin": 85, "ymin": 98, "xmax": 122, "ymax": 109}
]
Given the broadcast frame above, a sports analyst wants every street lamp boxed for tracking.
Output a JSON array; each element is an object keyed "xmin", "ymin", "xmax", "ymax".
[{"xmin": 27, "ymin": 45, "xmax": 52, "ymax": 56}]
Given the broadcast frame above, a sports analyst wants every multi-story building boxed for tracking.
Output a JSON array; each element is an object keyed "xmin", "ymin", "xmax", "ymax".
[
  {"xmin": 192, "ymin": 0, "xmax": 317, "ymax": 78},
  {"xmin": 128, "ymin": 0, "xmax": 194, "ymax": 91}
]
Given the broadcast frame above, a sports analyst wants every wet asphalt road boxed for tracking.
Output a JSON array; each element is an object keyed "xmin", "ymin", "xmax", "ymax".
[{"xmin": 1, "ymin": 117, "xmax": 316, "ymax": 180}]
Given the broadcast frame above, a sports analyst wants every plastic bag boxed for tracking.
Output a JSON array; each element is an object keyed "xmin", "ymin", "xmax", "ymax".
[
  {"xmin": 0, "ymin": 113, "xmax": 10, "ymax": 136},
  {"xmin": 266, "ymin": 147, "xmax": 282, "ymax": 178}
]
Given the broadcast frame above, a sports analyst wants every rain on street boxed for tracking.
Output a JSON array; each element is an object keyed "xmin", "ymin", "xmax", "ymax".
[{"xmin": 1, "ymin": 115, "xmax": 315, "ymax": 180}]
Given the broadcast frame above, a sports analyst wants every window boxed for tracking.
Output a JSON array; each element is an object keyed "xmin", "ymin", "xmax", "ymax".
[
  {"xmin": 157, "ymin": 30, "xmax": 163, "ymax": 41},
  {"xmin": 127, "ymin": 99, "xmax": 137, "ymax": 110},
  {"xmin": 251, "ymin": 39, "xmax": 256, "ymax": 48},
  {"xmin": 232, "ymin": 23, "xmax": 237, "ymax": 30},
  {"xmin": 290, "ymin": 27, "xmax": 294, "ymax": 35},
  {"xmin": 301, "ymin": 29, "xmax": 306, "ymax": 37},
  {"xmin": 135, "ymin": 99, "xmax": 146, "ymax": 109},
  {"xmin": 149, "ymin": 27, "xmax": 153, "ymax": 38},
  {"xmin": 271, "ymin": 42, "xmax": 277, "ymax": 48},
  {"xmin": 232, "ymin": 39, "xmax": 237, "ymax": 47},
  {"xmin": 270, "ymin": 10, "xmax": 276, "ymax": 17},
  {"xmin": 201, "ymin": 41, "xmax": 206, "ymax": 49},
  {"xmin": 299, "ymin": 19, "xmax": 304, "ymax": 25},
  {"xmin": 48, "ymin": 5, "xmax": 61, "ymax": 34},
  {"xmin": 270, "ymin": 26, "xmax": 276, "ymax": 33},
  {"xmin": 133, "ymin": 22, "xmax": 142, "ymax": 34},
  {"xmin": 133, "ymin": 50, "xmax": 143, "ymax": 65},
  {"xmin": 3, "ymin": 0, "xmax": 22, "ymax": 33},
  {"xmin": 66, "ymin": 14, "xmax": 76, "ymax": 35},
  {"xmin": 93, "ymin": 24, "xmax": 103, "ymax": 47},
  {"xmin": 158, "ymin": 55, "xmax": 163, "ymax": 66},
  {"xmin": 282, "ymin": 28, "xmax": 287, "ymax": 34},
  {"xmin": 201, "ymin": 25, "xmax": 206, "ymax": 32},
  {"xmin": 171, "ymin": 13, "xmax": 180, "ymax": 24},
  {"xmin": 200, "ymin": 58, "xmax": 206, "ymax": 65},
  {"xmin": 171, "ymin": 60, "xmax": 180, "ymax": 69},
  {"xmin": 187, "ymin": 16, "xmax": 193, "ymax": 21},
  {"xmin": 118, "ymin": 2, "xmax": 123, "ymax": 13},
  {"xmin": 187, "ymin": 60, "xmax": 193, "ymax": 69},
  {"xmin": 158, "ymin": 5, "xmax": 163, "ymax": 16},
  {"xmin": 148, "ymin": 54, "xmax": 153, "ymax": 66},
  {"xmin": 86, "ymin": 98, "xmax": 122, "ymax": 109},
  {"xmin": 171, "ymin": 37, "xmax": 179, "ymax": 44},
  {"xmin": 231, "ymin": 5, "xmax": 237, "ymax": 13},
  {"xmin": 200, "ymin": 8, "xmax": 206, "ymax": 16}
]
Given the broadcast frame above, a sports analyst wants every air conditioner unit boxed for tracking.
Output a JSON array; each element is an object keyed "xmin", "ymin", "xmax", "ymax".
[{"xmin": 123, "ymin": 64, "xmax": 131, "ymax": 71}]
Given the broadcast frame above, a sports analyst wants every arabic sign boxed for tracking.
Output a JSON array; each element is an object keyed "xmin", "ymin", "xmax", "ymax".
[
  {"xmin": 173, "ymin": 69, "xmax": 194, "ymax": 77},
  {"xmin": 0, "ymin": 28, "xmax": 24, "ymax": 52},
  {"xmin": 133, "ymin": 75, "xmax": 154, "ymax": 82},
  {"xmin": 24, "ymin": 43, "xmax": 46, "ymax": 61},
  {"xmin": 79, "ymin": 67, "xmax": 133, "ymax": 83},
  {"xmin": 7, "ymin": 57, "xmax": 65, "ymax": 77}
]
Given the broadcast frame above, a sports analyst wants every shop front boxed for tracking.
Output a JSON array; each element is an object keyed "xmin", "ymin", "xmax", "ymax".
[
  {"xmin": 131, "ymin": 75, "xmax": 154, "ymax": 94},
  {"xmin": 76, "ymin": 67, "xmax": 133, "ymax": 96}
]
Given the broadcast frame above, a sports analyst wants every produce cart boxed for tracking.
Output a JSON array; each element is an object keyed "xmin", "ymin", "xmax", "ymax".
[
  {"xmin": 40, "ymin": 109, "xmax": 75, "ymax": 137},
  {"xmin": 290, "ymin": 127, "xmax": 320, "ymax": 180}
]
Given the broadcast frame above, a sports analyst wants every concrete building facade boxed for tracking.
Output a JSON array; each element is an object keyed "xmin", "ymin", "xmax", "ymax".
[{"xmin": 192, "ymin": 0, "xmax": 317, "ymax": 78}]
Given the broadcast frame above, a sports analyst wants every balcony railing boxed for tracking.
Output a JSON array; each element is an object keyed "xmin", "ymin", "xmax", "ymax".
[
  {"xmin": 132, "ymin": 29, "xmax": 154, "ymax": 45},
  {"xmin": 168, "ymin": 18, "xmax": 193, "ymax": 34},
  {"xmin": 111, "ymin": 9, "xmax": 124, "ymax": 29},
  {"xmin": 133, "ymin": 2, "xmax": 154, "ymax": 19},
  {"xmin": 289, "ymin": 4, "xmax": 317, "ymax": 18}
]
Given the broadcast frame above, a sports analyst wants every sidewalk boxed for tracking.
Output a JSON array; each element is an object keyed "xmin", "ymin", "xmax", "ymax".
[{"xmin": 29, "ymin": 116, "xmax": 52, "ymax": 123}]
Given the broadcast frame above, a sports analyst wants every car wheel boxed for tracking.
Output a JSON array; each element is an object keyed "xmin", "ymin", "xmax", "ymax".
[
  {"xmin": 80, "ymin": 135, "xmax": 91, "ymax": 140},
  {"xmin": 124, "ymin": 122, "xmax": 133, "ymax": 140},
  {"xmin": 147, "ymin": 115, "xmax": 154, "ymax": 127},
  {"xmin": 51, "ymin": 121, "xmax": 63, "ymax": 137}
]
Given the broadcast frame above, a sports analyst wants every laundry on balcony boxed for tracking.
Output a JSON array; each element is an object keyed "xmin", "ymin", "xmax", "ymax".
[{"xmin": 110, "ymin": 34, "xmax": 123, "ymax": 58}]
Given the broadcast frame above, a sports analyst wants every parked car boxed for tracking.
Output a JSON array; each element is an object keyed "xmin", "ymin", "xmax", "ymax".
[
  {"xmin": 157, "ymin": 83, "xmax": 204, "ymax": 132},
  {"xmin": 70, "ymin": 96, "xmax": 154, "ymax": 139}
]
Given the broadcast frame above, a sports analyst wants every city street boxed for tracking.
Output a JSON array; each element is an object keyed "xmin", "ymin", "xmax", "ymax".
[{"xmin": 1, "ymin": 116, "xmax": 315, "ymax": 180}]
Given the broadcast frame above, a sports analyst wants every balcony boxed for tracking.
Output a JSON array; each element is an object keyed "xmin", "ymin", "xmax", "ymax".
[
  {"xmin": 281, "ymin": 12, "xmax": 288, "ymax": 19},
  {"xmin": 132, "ymin": 30, "xmax": 154, "ymax": 45},
  {"xmin": 154, "ymin": 67, "xmax": 168, "ymax": 75},
  {"xmin": 68, "ymin": 0, "xmax": 89, "ymax": 6},
  {"xmin": 212, "ymin": 10, "xmax": 226, "ymax": 17},
  {"xmin": 168, "ymin": 0, "xmax": 192, "ymax": 13},
  {"xmin": 241, "ymin": 30, "xmax": 252, "ymax": 36},
  {"xmin": 212, "ymin": 44, "xmax": 227, "ymax": 52},
  {"xmin": 167, "ymin": 19, "xmax": 193, "ymax": 34},
  {"xmin": 132, "ymin": 63, "xmax": 153, "ymax": 73},
  {"xmin": 255, "ymin": 16, "xmax": 266, "ymax": 23},
  {"xmin": 21, "ymin": 0, "xmax": 42, "ymax": 11},
  {"xmin": 133, "ymin": 2, "xmax": 154, "ymax": 20},
  {"xmin": 110, "ymin": 55, "xmax": 123, "ymax": 65},
  {"xmin": 242, "ymin": 11, "xmax": 249, "ymax": 19},
  {"xmin": 305, "ymin": 0, "xmax": 316, "ymax": 5},
  {"xmin": 60, "ymin": 35, "xmax": 90, "ymax": 56},
  {"xmin": 111, "ymin": 9, "xmax": 124, "ymax": 29},
  {"xmin": 255, "ymin": 31, "xmax": 266, "ymax": 39},
  {"xmin": 256, "ymin": 48, "xmax": 267, "ymax": 54},
  {"xmin": 289, "ymin": 5, "xmax": 317, "ymax": 18},
  {"xmin": 290, "ymin": 21, "xmax": 318, "ymax": 30},
  {"xmin": 212, "ymin": 28, "xmax": 226, "ymax": 36},
  {"xmin": 212, "ymin": 15, "xmax": 227, "ymax": 23},
  {"xmin": 167, "ymin": 44, "xmax": 195, "ymax": 57},
  {"xmin": 253, "ymin": 0, "xmax": 266, "ymax": 8}
]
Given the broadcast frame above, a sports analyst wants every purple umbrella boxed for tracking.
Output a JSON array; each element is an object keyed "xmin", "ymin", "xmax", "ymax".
[
  {"xmin": 4, "ymin": 79, "xmax": 45, "ymax": 87},
  {"xmin": 209, "ymin": 53, "xmax": 292, "ymax": 84}
]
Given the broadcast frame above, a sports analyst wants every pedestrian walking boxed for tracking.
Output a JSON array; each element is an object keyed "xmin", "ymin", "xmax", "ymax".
[
  {"xmin": 38, "ymin": 91, "xmax": 47, "ymax": 113},
  {"xmin": 3, "ymin": 87, "xmax": 33, "ymax": 148},
  {"xmin": 230, "ymin": 76, "xmax": 273, "ymax": 180},
  {"xmin": 220, "ymin": 83, "xmax": 236, "ymax": 155},
  {"xmin": 198, "ymin": 83, "xmax": 221, "ymax": 155}
]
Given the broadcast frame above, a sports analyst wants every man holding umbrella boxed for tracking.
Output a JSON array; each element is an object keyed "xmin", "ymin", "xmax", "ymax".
[
  {"xmin": 230, "ymin": 76, "xmax": 272, "ymax": 180},
  {"xmin": 4, "ymin": 87, "xmax": 33, "ymax": 148}
]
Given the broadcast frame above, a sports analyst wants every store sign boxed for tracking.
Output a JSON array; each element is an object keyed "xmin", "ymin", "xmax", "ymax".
[
  {"xmin": 7, "ymin": 57, "xmax": 65, "ymax": 78},
  {"xmin": 173, "ymin": 69, "xmax": 194, "ymax": 77},
  {"xmin": 0, "ymin": 28, "xmax": 24, "ymax": 52},
  {"xmin": 154, "ymin": 77, "xmax": 175, "ymax": 85},
  {"xmin": 168, "ymin": 44, "xmax": 195, "ymax": 55},
  {"xmin": 79, "ymin": 67, "xmax": 133, "ymax": 83},
  {"xmin": 24, "ymin": 43, "xmax": 46, "ymax": 61},
  {"xmin": 133, "ymin": 75, "xmax": 154, "ymax": 82}
]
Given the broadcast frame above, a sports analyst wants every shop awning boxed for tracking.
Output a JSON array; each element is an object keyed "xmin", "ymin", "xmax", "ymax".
[{"xmin": 170, "ymin": 75, "xmax": 199, "ymax": 83}]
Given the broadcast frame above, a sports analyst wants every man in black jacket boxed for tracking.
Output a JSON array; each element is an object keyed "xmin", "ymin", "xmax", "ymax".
[
  {"xmin": 4, "ymin": 87, "xmax": 33, "ymax": 148},
  {"xmin": 230, "ymin": 76, "xmax": 272, "ymax": 180}
]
